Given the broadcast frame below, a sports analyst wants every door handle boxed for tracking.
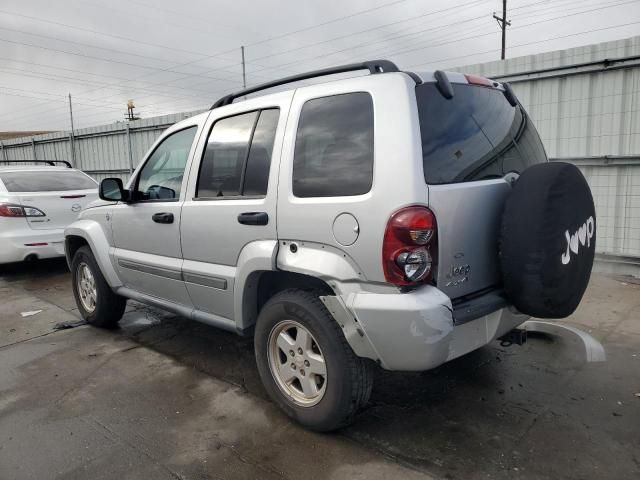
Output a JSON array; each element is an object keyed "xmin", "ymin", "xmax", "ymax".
[
  {"xmin": 237, "ymin": 211, "xmax": 269, "ymax": 226},
  {"xmin": 152, "ymin": 212, "xmax": 174, "ymax": 224}
]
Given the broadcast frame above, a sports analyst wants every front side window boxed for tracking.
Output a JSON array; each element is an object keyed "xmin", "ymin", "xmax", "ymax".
[
  {"xmin": 0, "ymin": 171, "xmax": 97, "ymax": 192},
  {"xmin": 196, "ymin": 108, "xmax": 279, "ymax": 198},
  {"xmin": 293, "ymin": 92, "xmax": 374, "ymax": 198},
  {"xmin": 136, "ymin": 126, "xmax": 197, "ymax": 201}
]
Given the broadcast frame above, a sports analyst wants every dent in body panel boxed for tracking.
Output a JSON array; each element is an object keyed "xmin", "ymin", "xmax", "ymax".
[
  {"xmin": 346, "ymin": 285, "xmax": 454, "ymax": 370},
  {"xmin": 319, "ymin": 295, "xmax": 380, "ymax": 362},
  {"xmin": 276, "ymin": 241, "xmax": 366, "ymax": 289},
  {"xmin": 410, "ymin": 305, "xmax": 453, "ymax": 345},
  {"xmin": 346, "ymin": 284, "xmax": 527, "ymax": 371}
]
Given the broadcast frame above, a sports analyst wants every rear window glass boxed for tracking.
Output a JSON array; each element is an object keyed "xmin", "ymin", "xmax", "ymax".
[
  {"xmin": 416, "ymin": 83, "xmax": 547, "ymax": 184},
  {"xmin": 293, "ymin": 92, "xmax": 374, "ymax": 197},
  {"xmin": 0, "ymin": 171, "xmax": 97, "ymax": 192}
]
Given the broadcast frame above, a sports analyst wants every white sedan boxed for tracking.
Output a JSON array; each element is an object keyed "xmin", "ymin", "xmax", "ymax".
[{"xmin": 0, "ymin": 162, "xmax": 98, "ymax": 264}]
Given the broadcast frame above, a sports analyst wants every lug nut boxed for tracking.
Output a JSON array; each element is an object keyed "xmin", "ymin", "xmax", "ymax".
[
  {"xmin": 291, "ymin": 363, "xmax": 296, "ymax": 370},
  {"xmin": 300, "ymin": 369, "xmax": 305, "ymax": 376},
  {"xmin": 297, "ymin": 348, "xmax": 303, "ymax": 354},
  {"xmin": 304, "ymin": 360, "xmax": 310, "ymax": 367},
  {"xmin": 289, "ymin": 350, "xmax": 294, "ymax": 357}
]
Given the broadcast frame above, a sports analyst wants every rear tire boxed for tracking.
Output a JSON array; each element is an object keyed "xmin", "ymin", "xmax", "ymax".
[
  {"xmin": 254, "ymin": 289, "xmax": 373, "ymax": 432},
  {"xmin": 71, "ymin": 246, "xmax": 126, "ymax": 328}
]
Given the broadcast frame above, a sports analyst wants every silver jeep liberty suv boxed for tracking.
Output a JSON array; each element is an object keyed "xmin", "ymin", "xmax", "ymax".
[{"xmin": 65, "ymin": 60, "xmax": 596, "ymax": 431}]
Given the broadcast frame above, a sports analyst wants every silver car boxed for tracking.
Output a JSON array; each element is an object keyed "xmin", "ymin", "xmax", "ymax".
[{"xmin": 65, "ymin": 61, "xmax": 596, "ymax": 431}]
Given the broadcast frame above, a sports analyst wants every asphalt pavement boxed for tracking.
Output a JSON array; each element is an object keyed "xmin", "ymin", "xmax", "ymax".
[{"xmin": 1, "ymin": 259, "xmax": 639, "ymax": 479}]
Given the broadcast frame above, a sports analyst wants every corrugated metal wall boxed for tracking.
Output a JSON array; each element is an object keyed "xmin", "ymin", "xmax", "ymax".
[
  {"xmin": 1, "ymin": 36, "xmax": 639, "ymax": 271},
  {"xmin": 0, "ymin": 110, "xmax": 204, "ymax": 183},
  {"xmin": 454, "ymin": 35, "xmax": 640, "ymax": 271}
]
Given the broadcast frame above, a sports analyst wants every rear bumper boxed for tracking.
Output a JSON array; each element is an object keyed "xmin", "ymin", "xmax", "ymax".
[
  {"xmin": 344, "ymin": 285, "xmax": 528, "ymax": 371},
  {"xmin": 0, "ymin": 227, "xmax": 66, "ymax": 264}
]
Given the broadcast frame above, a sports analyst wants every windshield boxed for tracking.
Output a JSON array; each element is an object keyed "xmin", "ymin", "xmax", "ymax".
[
  {"xmin": 0, "ymin": 171, "xmax": 97, "ymax": 192},
  {"xmin": 416, "ymin": 83, "xmax": 547, "ymax": 184}
]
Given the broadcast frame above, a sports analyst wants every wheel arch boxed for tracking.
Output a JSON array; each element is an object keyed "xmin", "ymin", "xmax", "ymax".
[
  {"xmin": 240, "ymin": 270, "xmax": 335, "ymax": 332},
  {"xmin": 65, "ymin": 220, "xmax": 122, "ymax": 288},
  {"xmin": 65, "ymin": 234, "xmax": 88, "ymax": 267}
]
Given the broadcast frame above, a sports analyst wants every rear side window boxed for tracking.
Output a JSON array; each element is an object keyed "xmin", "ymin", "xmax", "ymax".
[
  {"xmin": 416, "ymin": 83, "xmax": 547, "ymax": 184},
  {"xmin": 196, "ymin": 108, "xmax": 279, "ymax": 198},
  {"xmin": 0, "ymin": 171, "xmax": 97, "ymax": 192},
  {"xmin": 293, "ymin": 92, "xmax": 374, "ymax": 198}
]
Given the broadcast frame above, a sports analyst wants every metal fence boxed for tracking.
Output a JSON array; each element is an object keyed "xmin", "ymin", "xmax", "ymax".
[
  {"xmin": 0, "ymin": 110, "xmax": 204, "ymax": 183},
  {"xmin": 455, "ymin": 35, "xmax": 640, "ymax": 274},
  {"xmin": 1, "ymin": 36, "xmax": 639, "ymax": 273}
]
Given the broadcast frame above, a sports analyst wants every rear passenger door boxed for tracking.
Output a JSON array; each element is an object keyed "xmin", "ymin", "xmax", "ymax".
[{"xmin": 181, "ymin": 98, "xmax": 288, "ymax": 321}]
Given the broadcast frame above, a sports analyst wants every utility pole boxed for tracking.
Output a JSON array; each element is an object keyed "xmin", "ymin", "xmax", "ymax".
[
  {"xmin": 68, "ymin": 93, "xmax": 77, "ymax": 167},
  {"xmin": 493, "ymin": 0, "xmax": 511, "ymax": 60},
  {"xmin": 241, "ymin": 46, "xmax": 247, "ymax": 89}
]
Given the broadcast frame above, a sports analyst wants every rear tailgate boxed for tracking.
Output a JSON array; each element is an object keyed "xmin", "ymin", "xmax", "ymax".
[
  {"xmin": 416, "ymin": 75, "xmax": 547, "ymax": 300},
  {"xmin": 428, "ymin": 180, "xmax": 510, "ymax": 299}
]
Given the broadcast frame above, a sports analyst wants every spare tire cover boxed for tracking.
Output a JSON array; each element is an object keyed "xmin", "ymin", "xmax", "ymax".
[{"xmin": 499, "ymin": 162, "xmax": 596, "ymax": 318}]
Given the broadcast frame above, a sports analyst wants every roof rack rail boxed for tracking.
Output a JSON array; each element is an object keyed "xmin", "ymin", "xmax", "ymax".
[
  {"xmin": 211, "ymin": 59, "xmax": 400, "ymax": 109},
  {"xmin": 0, "ymin": 160, "xmax": 72, "ymax": 168}
]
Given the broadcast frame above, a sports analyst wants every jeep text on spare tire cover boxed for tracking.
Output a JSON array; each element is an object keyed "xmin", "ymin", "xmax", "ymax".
[{"xmin": 561, "ymin": 216, "xmax": 595, "ymax": 265}]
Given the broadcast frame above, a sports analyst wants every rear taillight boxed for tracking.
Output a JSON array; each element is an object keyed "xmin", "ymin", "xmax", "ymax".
[
  {"xmin": 382, "ymin": 206, "xmax": 437, "ymax": 287},
  {"xmin": 0, "ymin": 203, "xmax": 46, "ymax": 217}
]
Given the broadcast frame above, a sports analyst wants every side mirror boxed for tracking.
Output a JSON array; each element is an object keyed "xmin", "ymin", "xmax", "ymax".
[{"xmin": 99, "ymin": 178, "xmax": 129, "ymax": 202}]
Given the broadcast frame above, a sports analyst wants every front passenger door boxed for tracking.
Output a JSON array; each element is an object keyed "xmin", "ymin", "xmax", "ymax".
[{"xmin": 111, "ymin": 125, "xmax": 200, "ymax": 306}]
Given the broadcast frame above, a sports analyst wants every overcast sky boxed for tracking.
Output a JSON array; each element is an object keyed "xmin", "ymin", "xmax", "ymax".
[{"xmin": 1, "ymin": 0, "xmax": 639, "ymax": 131}]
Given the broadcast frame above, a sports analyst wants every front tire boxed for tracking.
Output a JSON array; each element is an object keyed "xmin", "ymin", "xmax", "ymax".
[
  {"xmin": 254, "ymin": 289, "xmax": 373, "ymax": 432},
  {"xmin": 71, "ymin": 246, "xmax": 126, "ymax": 328}
]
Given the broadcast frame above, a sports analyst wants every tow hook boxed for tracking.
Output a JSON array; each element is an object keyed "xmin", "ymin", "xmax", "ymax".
[{"xmin": 498, "ymin": 328, "xmax": 527, "ymax": 347}]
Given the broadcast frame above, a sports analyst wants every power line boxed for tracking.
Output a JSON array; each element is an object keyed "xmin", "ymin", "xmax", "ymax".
[
  {"xmin": 108, "ymin": 1, "xmax": 486, "ymax": 96},
  {"xmin": 195, "ymin": 0, "xmax": 581, "ymax": 81},
  {"xmin": 405, "ymin": 18, "xmax": 640, "ymax": 69},
  {"xmin": 244, "ymin": 0, "xmax": 411, "ymax": 48},
  {"xmin": 185, "ymin": 0, "xmax": 582, "ymax": 90},
  {"xmin": 0, "ymin": 67, "xmax": 236, "ymax": 122},
  {"xmin": 0, "ymin": 34, "xmax": 240, "ymax": 84},
  {"xmin": 0, "ymin": 66, "xmax": 217, "ymax": 99},
  {"xmin": 2, "ymin": 0, "xmax": 637, "ymax": 129},
  {"xmin": 0, "ymin": 0, "xmax": 497, "ymax": 119},
  {"xmin": 216, "ymin": 0, "xmax": 636, "ymax": 82},
  {"xmin": 31, "ymin": 10, "xmax": 640, "ymax": 128},
  {"xmin": 195, "ymin": 0, "xmax": 487, "ymax": 78},
  {"xmin": 0, "ymin": 0, "xmax": 415, "ymax": 126},
  {"xmin": 0, "ymin": 9, "xmax": 230, "ymax": 62},
  {"xmin": 351, "ymin": 0, "xmax": 640, "ymax": 63}
]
